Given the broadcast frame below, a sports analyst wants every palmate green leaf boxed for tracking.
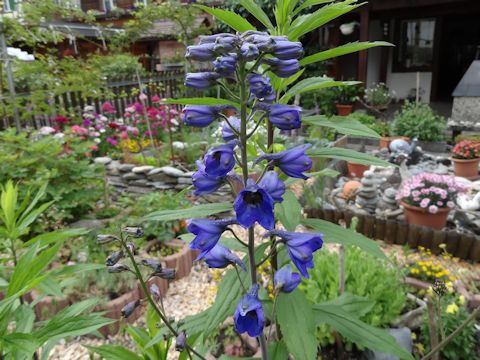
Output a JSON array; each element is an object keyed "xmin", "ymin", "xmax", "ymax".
[
  {"xmin": 143, "ymin": 202, "xmax": 232, "ymax": 222},
  {"xmin": 240, "ymin": 0, "xmax": 274, "ymax": 30},
  {"xmin": 85, "ymin": 345, "xmax": 144, "ymax": 360},
  {"xmin": 277, "ymin": 290, "xmax": 317, "ymax": 360},
  {"xmin": 322, "ymin": 292, "xmax": 375, "ymax": 318},
  {"xmin": 303, "ymin": 115, "xmax": 380, "ymax": 138},
  {"xmin": 275, "ymin": 190, "xmax": 302, "ymax": 231},
  {"xmin": 301, "ymin": 41, "xmax": 393, "ymax": 66},
  {"xmin": 301, "ymin": 218, "xmax": 387, "ymax": 260},
  {"xmin": 280, "ymin": 77, "xmax": 360, "ymax": 103},
  {"xmin": 195, "ymin": 5, "xmax": 256, "ymax": 33},
  {"xmin": 308, "ymin": 147, "xmax": 393, "ymax": 167},
  {"xmin": 160, "ymin": 97, "xmax": 239, "ymax": 107},
  {"xmin": 293, "ymin": 0, "xmax": 335, "ymax": 16},
  {"xmin": 288, "ymin": 0, "xmax": 364, "ymax": 40},
  {"xmin": 313, "ymin": 304, "xmax": 414, "ymax": 360}
]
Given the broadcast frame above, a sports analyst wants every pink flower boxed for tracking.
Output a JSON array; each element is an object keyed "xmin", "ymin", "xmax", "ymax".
[
  {"xmin": 90, "ymin": 144, "xmax": 99, "ymax": 151},
  {"xmin": 152, "ymin": 95, "xmax": 161, "ymax": 103},
  {"xmin": 120, "ymin": 131, "xmax": 129, "ymax": 140},
  {"xmin": 83, "ymin": 119, "xmax": 92, "ymax": 126},
  {"xmin": 54, "ymin": 115, "xmax": 69, "ymax": 124},
  {"xmin": 437, "ymin": 201, "xmax": 443, "ymax": 206},
  {"xmin": 101, "ymin": 102, "xmax": 116, "ymax": 114},
  {"xmin": 139, "ymin": 93, "xmax": 148, "ymax": 101},
  {"xmin": 39, "ymin": 126, "xmax": 56, "ymax": 135},
  {"xmin": 71, "ymin": 125, "xmax": 89, "ymax": 136},
  {"xmin": 106, "ymin": 137, "xmax": 118, "ymax": 146},
  {"xmin": 420, "ymin": 198, "xmax": 430, "ymax": 208},
  {"xmin": 447, "ymin": 201, "xmax": 455, "ymax": 208},
  {"xmin": 428, "ymin": 205, "xmax": 439, "ymax": 214}
]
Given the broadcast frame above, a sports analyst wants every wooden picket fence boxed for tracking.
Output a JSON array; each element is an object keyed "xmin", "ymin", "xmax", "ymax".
[{"xmin": 304, "ymin": 208, "xmax": 480, "ymax": 262}]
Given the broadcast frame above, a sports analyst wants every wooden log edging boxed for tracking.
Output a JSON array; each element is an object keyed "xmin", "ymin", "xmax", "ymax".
[{"xmin": 304, "ymin": 208, "xmax": 480, "ymax": 262}]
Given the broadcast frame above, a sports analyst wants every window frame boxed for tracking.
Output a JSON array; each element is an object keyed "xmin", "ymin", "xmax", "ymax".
[{"xmin": 392, "ymin": 17, "xmax": 436, "ymax": 73}]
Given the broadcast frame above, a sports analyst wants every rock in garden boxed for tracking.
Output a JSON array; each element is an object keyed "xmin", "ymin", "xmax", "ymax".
[
  {"xmin": 132, "ymin": 165, "xmax": 155, "ymax": 174},
  {"xmin": 152, "ymin": 182, "xmax": 175, "ymax": 190},
  {"xmin": 118, "ymin": 164, "xmax": 135, "ymax": 172},
  {"xmin": 365, "ymin": 327, "xmax": 412, "ymax": 360},
  {"xmin": 130, "ymin": 179, "xmax": 152, "ymax": 187},
  {"xmin": 106, "ymin": 176, "xmax": 127, "ymax": 188},
  {"xmin": 94, "ymin": 157, "xmax": 112, "ymax": 165},
  {"xmin": 178, "ymin": 177, "xmax": 193, "ymax": 185},
  {"xmin": 122, "ymin": 173, "xmax": 145, "ymax": 181},
  {"xmin": 173, "ymin": 141, "xmax": 188, "ymax": 150},
  {"xmin": 127, "ymin": 186, "xmax": 152, "ymax": 194},
  {"xmin": 69, "ymin": 219, "xmax": 104, "ymax": 232},
  {"xmin": 159, "ymin": 166, "xmax": 185, "ymax": 177},
  {"xmin": 148, "ymin": 173, "xmax": 178, "ymax": 183}
]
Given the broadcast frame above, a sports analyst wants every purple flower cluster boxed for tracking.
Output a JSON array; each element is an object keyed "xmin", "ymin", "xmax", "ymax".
[{"xmin": 397, "ymin": 173, "xmax": 466, "ymax": 213}]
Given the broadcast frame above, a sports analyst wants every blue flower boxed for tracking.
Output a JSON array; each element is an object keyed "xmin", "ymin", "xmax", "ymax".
[
  {"xmin": 183, "ymin": 105, "xmax": 219, "ymax": 127},
  {"xmin": 267, "ymin": 104, "xmax": 302, "ymax": 130},
  {"xmin": 213, "ymin": 55, "xmax": 237, "ymax": 76},
  {"xmin": 262, "ymin": 58, "xmax": 300, "ymax": 78},
  {"xmin": 254, "ymin": 144, "xmax": 312, "ymax": 179},
  {"xmin": 203, "ymin": 244, "xmax": 246, "ymax": 270},
  {"xmin": 239, "ymin": 43, "xmax": 259, "ymax": 61},
  {"xmin": 204, "ymin": 143, "xmax": 236, "ymax": 177},
  {"xmin": 221, "ymin": 116, "xmax": 240, "ymax": 141},
  {"xmin": 186, "ymin": 43, "xmax": 216, "ymax": 61},
  {"xmin": 248, "ymin": 74, "xmax": 276, "ymax": 103},
  {"xmin": 192, "ymin": 160, "xmax": 225, "ymax": 195},
  {"xmin": 274, "ymin": 264, "xmax": 301, "ymax": 293},
  {"xmin": 234, "ymin": 285, "xmax": 265, "ymax": 337},
  {"xmin": 268, "ymin": 230, "xmax": 323, "ymax": 278},
  {"xmin": 185, "ymin": 72, "xmax": 220, "ymax": 90},
  {"xmin": 258, "ymin": 171, "xmax": 285, "ymax": 203},
  {"xmin": 233, "ymin": 179, "xmax": 274, "ymax": 230},
  {"xmin": 188, "ymin": 218, "xmax": 236, "ymax": 258},
  {"xmin": 272, "ymin": 40, "xmax": 303, "ymax": 60},
  {"xmin": 199, "ymin": 33, "xmax": 239, "ymax": 44}
]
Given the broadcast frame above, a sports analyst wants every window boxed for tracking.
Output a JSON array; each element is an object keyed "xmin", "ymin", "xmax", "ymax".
[
  {"xmin": 103, "ymin": 0, "xmax": 117, "ymax": 12},
  {"xmin": 3, "ymin": 0, "xmax": 16, "ymax": 12},
  {"xmin": 393, "ymin": 18, "xmax": 435, "ymax": 72}
]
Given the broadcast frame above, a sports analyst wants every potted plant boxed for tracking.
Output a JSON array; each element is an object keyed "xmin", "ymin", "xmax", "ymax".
[
  {"xmin": 351, "ymin": 111, "xmax": 393, "ymax": 149},
  {"xmin": 333, "ymin": 84, "xmax": 361, "ymax": 116},
  {"xmin": 450, "ymin": 140, "xmax": 480, "ymax": 179},
  {"xmin": 396, "ymin": 173, "xmax": 465, "ymax": 230},
  {"xmin": 391, "ymin": 102, "xmax": 447, "ymax": 152},
  {"xmin": 364, "ymin": 83, "xmax": 392, "ymax": 111}
]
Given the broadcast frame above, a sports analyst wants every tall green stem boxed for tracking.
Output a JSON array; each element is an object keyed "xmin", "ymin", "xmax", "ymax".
[{"xmin": 238, "ymin": 63, "xmax": 269, "ymax": 360}]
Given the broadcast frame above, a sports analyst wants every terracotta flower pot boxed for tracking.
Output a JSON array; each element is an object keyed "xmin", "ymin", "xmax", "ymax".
[
  {"xmin": 336, "ymin": 104, "xmax": 353, "ymax": 116},
  {"xmin": 451, "ymin": 157, "xmax": 480, "ymax": 179},
  {"xmin": 347, "ymin": 162, "xmax": 369, "ymax": 178},
  {"xmin": 401, "ymin": 202, "xmax": 450, "ymax": 230}
]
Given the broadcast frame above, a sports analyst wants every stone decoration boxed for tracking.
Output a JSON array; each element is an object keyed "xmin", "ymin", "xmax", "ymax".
[{"xmin": 354, "ymin": 170, "xmax": 378, "ymax": 214}]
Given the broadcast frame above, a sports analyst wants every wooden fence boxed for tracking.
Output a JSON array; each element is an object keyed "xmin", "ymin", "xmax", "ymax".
[
  {"xmin": 304, "ymin": 208, "xmax": 480, "ymax": 262},
  {"xmin": 0, "ymin": 69, "xmax": 185, "ymax": 130}
]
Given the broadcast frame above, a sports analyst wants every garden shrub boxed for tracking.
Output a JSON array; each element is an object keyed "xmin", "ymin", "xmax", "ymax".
[
  {"xmin": 300, "ymin": 246, "xmax": 407, "ymax": 346},
  {"xmin": 391, "ymin": 102, "xmax": 446, "ymax": 142},
  {"xmin": 348, "ymin": 111, "xmax": 389, "ymax": 137}
]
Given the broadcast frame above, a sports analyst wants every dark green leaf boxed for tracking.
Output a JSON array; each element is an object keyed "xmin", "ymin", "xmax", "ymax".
[
  {"xmin": 308, "ymin": 147, "xmax": 394, "ymax": 167},
  {"xmin": 240, "ymin": 0, "xmax": 274, "ymax": 30},
  {"xmin": 277, "ymin": 290, "xmax": 318, "ymax": 360},
  {"xmin": 280, "ymin": 78, "xmax": 360, "ymax": 103},
  {"xmin": 322, "ymin": 292, "xmax": 375, "ymax": 318},
  {"xmin": 301, "ymin": 218, "xmax": 387, "ymax": 260},
  {"xmin": 23, "ymin": 228, "xmax": 88, "ymax": 248},
  {"xmin": 195, "ymin": 5, "xmax": 256, "ymax": 33},
  {"xmin": 293, "ymin": 0, "xmax": 335, "ymax": 15},
  {"xmin": 313, "ymin": 304, "xmax": 414, "ymax": 360},
  {"xmin": 143, "ymin": 202, "xmax": 232, "ymax": 222},
  {"xmin": 268, "ymin": 340, "xmax": 289, "ymax": 360},
  {"xmin": 303, "ymin": 115, "xmax": 380, "ymax": 138},
  {"xmin": 275, "ymin": 190, "xmax": 301, "ymax": 231},
  {"xmin": 2, "ymin": 333, "xmax": 39, "ymax": 357},
  {"xmin": 85, "ymin": 345, "xmax": 144, "ymax": 360}
]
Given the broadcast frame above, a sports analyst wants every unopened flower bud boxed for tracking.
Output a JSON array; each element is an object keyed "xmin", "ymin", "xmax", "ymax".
[
  {"xmin": 96, "ymin": 234, "xmax": 118, "ymax": 244},
  {"xmin": 121, "ymin": 299, "xmax": 141, "ymax": 318},
  {"xmin": 106, "ymin": 250, "xmax": 124, "ymax": 266},
  {"xmin": 107, "ymin": 263, "xmax": 131, "ymax": 273},
  {"xmin": 150, "ymin": 283, "xmax": 161, "ymax": 299},
  {"xmin": 123, "ymin": 227, "xmax": 144, "ymax": 237},
  {"xmin": 141, "ymin": 259, "xmax": 162, "ymax": 273},
  {"xmin": 175, "ymin": 331, "xmax": 187, "ymax": 352},
  {"xmin": 126, "ymin": 242, "xmax": 136, "ymax": 254},
  {"xmin": 152, "ymin": 268, "xmax": 176, "ymax": 280},
  {"xmin": 239, "ymin": 43, "xmax": 259, "ymax": 61},
  {"xmin": 185, "ymin": 72, "xmax": 220, "ymax": 90}
]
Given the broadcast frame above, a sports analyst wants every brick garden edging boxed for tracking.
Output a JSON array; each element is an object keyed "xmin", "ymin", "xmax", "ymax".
[{"xmin": 304, "ymin": 208, "xmax": 480, "ymax": 262}]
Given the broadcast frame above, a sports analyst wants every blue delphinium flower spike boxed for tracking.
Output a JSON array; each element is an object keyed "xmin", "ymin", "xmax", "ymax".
[
  {"xmin": 234, "ymin": 285, "xmax": 265, "ymax": 337},
  {"xmin": 233, "ymin": 179, "xmax": 274, "ymax": 230},
  {"xmin": 268, "ymin": 230, "xmax": 323, "ymax": 278},
  {"xmin": 221, "ymin": 116, "xmax": 240, "ymax": 141},
  {"xmin": 185, "ymin": 43, "xmax": 216, "ymax": 61},
  {"xmin": 183, "ymin": 105, "xmax": 219, "ymax": 127},
  {"xmin": 248, "ymin": 74, "xmax": 276, "ymax": 103},
  {"xmin": 239, "ymin": 42, "xmax": 259, "ymax": 61},
  {"xmin": 192, "ymin": 160, "xmax": 225, "ymax": 195},
  {"xmin": 258, "ymin": 171, "xmax": 285, "ymax": 203},
  {"xmin": 267, "ymin": 104, "xmax": 302, "ymax": 130},
  {"xmin": 274, "ymin": 264, "xmax": 301, "ymax": 293},
  {"xmin": 185, "ymin": 72, "xmax": 220, "ymax": 90},
  {"xmin": 203, "ymin": 244, "xmax": 246, "ymax": 271},
  {"xmin": 262, "ymin": 58, "xmax": 300, "ymax": 78},
  {"xmin": 272, "ymin": 40, "xmax": 304, "ymax": 60},
  {"xmin": 188, "ymin": 218, "xmax": 236, "ymax": 258},
  {"xmin": 204, "ymin": 143, "xmax": 236, "ymax": 177},
  {"xmin": 254, "ymin": 144, "xmax": 312, "ymax": 179},
  {"xmin": 213, "ymin": 55, "xmax": 237, "ymax": 77}
]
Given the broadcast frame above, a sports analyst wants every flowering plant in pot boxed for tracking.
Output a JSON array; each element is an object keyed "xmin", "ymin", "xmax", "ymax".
[
  {"xmin": 364, "ymin": 82, "xmax": 392, "ymax": 111},
  {"xmin": 450, "ymin": 140, "xmax": 480, "ymax": 179},
  {"xmin": 396, "ymin": 173, "xmax": 466, "ymax": 230},
  {"xmin": 333, "ymin": 83, "xmax": 362, "ymax": 116}
]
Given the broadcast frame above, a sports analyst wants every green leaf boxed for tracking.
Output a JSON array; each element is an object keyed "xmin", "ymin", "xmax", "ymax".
[
  {"xmin": 301, "ymin": 218, "xmax": 387, "ymax": 260},
  {"xmin": 23, "ymin": 228, "xmax": 88, "ymax": 248},
  {"xmin": 143, "ymin": 202, "xmax": 232, "ymax": 222},
  {"xmin": 2, "ymin": 333, "xmax": 39, "ymax": 357},
  {"xmin": 301, "ymin": 41, "xmax": 393, "ymax": 66},
  {"xmin": 275, "ymin": 190, "xmax": 301, "ymax": 231},
  {"xmin": 268, "ymin": 340, "xmax": 289, "ymax": 360},
  {"xmin": 240, "ymin": 0, "xmax": 274, "ymax": 30},
  {"xmin": 322, "ymin": 292, "xmax": 375, "ymax": 318},
  {"xmin": 308, "ymin": 147, "xmax": 394, "ymax": 167},
  {"xmin": 280, "ymin": 78, "xmax": 360, "ymax": 103},
  {"xmin": 194, "ymin": 5, "xmax": 256, "ymax": 33},
  {"xmin": 85, "ymin": 345, "xmax": 144, "ymax": 360},
  {"xmin": 15, "ymin": 304, "xmax": 36, "ymax": 333},
  {"xmin": 160, "ymin": 97, "xmax": 239, "ymax": 107},
  {"xmin": 313, "ymin": 304, "xmax": 414, "ymax": 360},
  {"xmin": 219, "ymin": 357, "xmax": 260, "ymax": 360},
  {"xmin": 277, "ymin": 290, "xmax": 318, "ymax": 360},
  {"xmin": 293, "ymin": 0, "xmax": 335, "ymax": 15},
  {"xmin": 303, "ymin": 115, "xmax": 380, "ymax": 138}
]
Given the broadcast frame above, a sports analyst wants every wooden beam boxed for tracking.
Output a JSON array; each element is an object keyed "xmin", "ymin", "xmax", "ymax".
[
  {"xmin": 370, "ymin": 0, "xmax": 469, "ymax": 11},
  {"xmin": 357, "ymin": 8, "xmax": 369, "ymax": 83}
]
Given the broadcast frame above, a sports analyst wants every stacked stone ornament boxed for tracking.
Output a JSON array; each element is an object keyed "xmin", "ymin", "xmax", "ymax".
[{"xmin": 354, "ymin": 170, "xmax": 378, "ymax": 214}]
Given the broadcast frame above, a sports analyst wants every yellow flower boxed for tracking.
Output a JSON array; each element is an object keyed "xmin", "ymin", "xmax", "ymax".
[
  {"xmin": 416, "ymin": 343, "xmax": 425, "ymax": 354},
  {"xmin": 446, "ymin": 281, "xmax": 454, "ymax": 293},
  {"xmin": 411, "ymin": 332, "xmax": 417, "ymax": 340},
  {"xmin": 439, "ymin": 243, "xmax": 446, "ymax": 249},
  {"xmin": 446, "ymin": 303, "xmax": 459, "ymax": 314},
  {"xmin": 427, "ymin": 286, "xmax": 434, "ymax": 297},
  {"xmin": 427, "ymin": 271, "xmax": 432, "ymax": 277},
  {"xmin": 419, "ymin": 246, "xmax": 425, "ymax": 251},
  {"xmin": 422, "ymin": 266, "xmax": 428, "ymax": 272},
  {"xmin": 411, "ymin": 268, "xmax": 419, "ymax": 274},
  {"xmin": 459, "ymin": 295, "xmax": 465, "ymax": 305}
]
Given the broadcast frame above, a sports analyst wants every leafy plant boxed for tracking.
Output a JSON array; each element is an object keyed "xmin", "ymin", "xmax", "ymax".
[
  {"xmin": 87, "ymin": 53, "xmax": 147, "ymax": 82},
  {"xmin": 364, "ymin": 83, "xmax": 392, "ymax": 107},
  {"xmin": 300, "ymin": 246, "xmax": 407, "ymax": 346},
  {"xmin": 391, "ymin": 102, "xmax": 447, "ymax": 142},
  {"xmin": 348, "ymin": 111, "xmax": 389, "ymax": 137},
  {"xmin": 333, "ymin": 83, "xmax": 363, "ymax": 105},
  {"xmin": 451, "ymin": 140, "xmax": 480, "ymax": 160}
]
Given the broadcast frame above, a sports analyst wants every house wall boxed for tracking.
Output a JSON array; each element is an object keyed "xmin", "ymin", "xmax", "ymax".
[
  {"xmin": 366, "ymin": 20, "xmax": 382, "ymax": 87},
  {"xmin": 158, "ymin": 40, "xmax": 185, "ymax": 62}
]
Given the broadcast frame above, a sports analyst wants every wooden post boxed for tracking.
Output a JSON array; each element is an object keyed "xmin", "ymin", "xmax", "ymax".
[
  {"xmin": 395, "ymin": 223, "xmax": 409, "ymax": 245},
  {"xmin": 407, "ymin": 224, "xmax": 421, "ymax": 248},
  {"xmin": 419, "ymin": 228, "xmax": 433, "ymax": 249},
  {"xmin": 363, "ymin": 215, "xmax": 376, "ymax": 238},
  {"xmin": 357, "ymin": 7, "xmax": 370, "ymax": 83},
  {"xmin": 384, "ymin": 220, "xmax": 397, "ymax": 244},
  {"xmin": 469, "ymin": 238, "xmax": 480, "ymax": 262},
  {"xmin": 431, "ymin": 231, "xmax": 446, "ymax": 255},
  {"xmin": 375, "ymin": 218, "xmax": 386, "ymax": 240},
  {"xmin": 456, "ymin": 234, "xmax": 474, "ymax": 260},
  {"xmin": 445, "ymin": 231, "xmax": 459, "ymax": 257}
]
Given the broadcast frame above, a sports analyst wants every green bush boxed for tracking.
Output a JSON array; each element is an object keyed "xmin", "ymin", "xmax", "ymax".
[
  {"xmin": 348, "ymin": 111, "xmax": 389, "ymax": 137},
  {"xmin": 300, "ymin": 246, "xmax": 406, "ymax": 346},
  {"xmin": 391, "ymin": 102, "xmax": 446, "ymax": 142},
  {"xmin": 454, "ymin": 134, "xmax": 480, "ymax": 144},
  {"xmin": 87, "ymin": 53, "xmax": 147, "ymax": 81},
  {"xmin": 0, "ymin": 130, "xmax": 102, "ymax": 230}
]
